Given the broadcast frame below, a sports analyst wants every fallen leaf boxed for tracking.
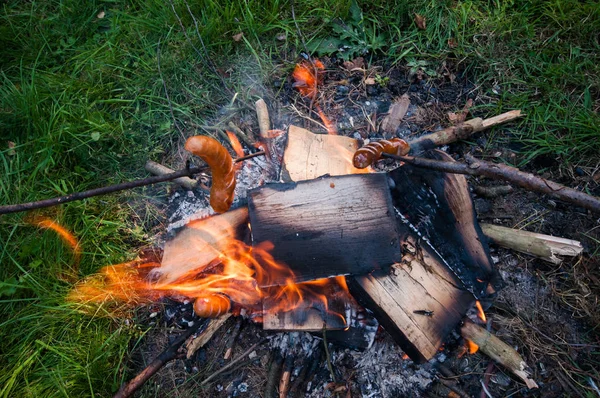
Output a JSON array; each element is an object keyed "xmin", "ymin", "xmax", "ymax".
[
  {"xmin": 447, "ymin": 112, "xmax": 459, "ymax": 124},
  {"xmin": 97, "ymin": 10, "xmax": 105, "ymax": 19},
  {"xmin": 448, "ymin": 37, "xmax": 458, "ymax": 48},
  {"xmin": 232, "ymin": 32, "xmax": 244, "ymax": 42},
  {"xmin": 7, "ymin": 141, "xmax": 15, "ymax": 156},
  {"xmin": 415, "ymin": 14, "xmax": 426, "ymax": 30},
  {"xmin": 364, "ymin": 77, "xmax": 376, "ymax": 85},
  {"xmin": 343, "ymin": 57, "xmax": 365, "ymax": 71}
]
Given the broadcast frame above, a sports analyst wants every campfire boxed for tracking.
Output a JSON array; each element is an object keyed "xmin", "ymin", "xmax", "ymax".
[{"xmin": 53, "ymin": 56, "xmax": 596, "ymax": 397}]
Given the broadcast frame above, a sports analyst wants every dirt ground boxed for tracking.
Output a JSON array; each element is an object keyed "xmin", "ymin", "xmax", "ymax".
[{"xmin": 127, "ymin": 56, "xmax": 600, "ymax": 398}]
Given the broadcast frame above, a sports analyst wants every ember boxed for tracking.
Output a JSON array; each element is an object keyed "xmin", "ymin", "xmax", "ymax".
[{"xmin": 292, "ymin": 58, "xmax": 338, "ymax": 134}]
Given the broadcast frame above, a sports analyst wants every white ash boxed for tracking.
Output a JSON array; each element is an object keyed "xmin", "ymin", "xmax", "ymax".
[{"xmin": 269, "ymin": 332, "xmax": 319, "ymax": 357}]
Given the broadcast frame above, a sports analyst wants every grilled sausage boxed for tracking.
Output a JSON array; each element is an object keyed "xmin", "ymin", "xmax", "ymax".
[
  {"xmin": 185, "ymin": 136, "xmax": 236, "ymax": 213},
  {"xmin": 352, "ymin": 138, "xmax": 410, "ymax": 169}
]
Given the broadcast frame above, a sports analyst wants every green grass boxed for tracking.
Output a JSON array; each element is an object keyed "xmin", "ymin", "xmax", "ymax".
[{"xmin": 1, "ymin": 0, "xmax": 599, "ymax": 396}]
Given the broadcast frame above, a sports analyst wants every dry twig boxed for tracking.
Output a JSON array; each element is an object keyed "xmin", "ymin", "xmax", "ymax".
[
  {"xmin": 382, "ymin": 153, "xmax": 600, "ymax": 214},
  {"xmin": 114, "ymin": 320, "xmax": 208, "ymax": 398}
]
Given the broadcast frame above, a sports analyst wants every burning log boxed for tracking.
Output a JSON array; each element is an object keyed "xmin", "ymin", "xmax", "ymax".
[
  {"xmin": 248, "ymin": 173, "xmax": 401, "ymax": 285},
  {"xmin": 159, "ymin": 207, "xmax": 249, "ymax": 284},
  {"xmin": 460, "ymin": 320, "xmax": 539, "ymax": 389},
  {"xmin": 347, "ymin": 234, "xmax": 476, "ymax": 362},
  {"xmin": 481, "ymin": 223, "xmax": 583, "ymax": 264},
  {"xmin": 262, "ymin": 278, "xmax": 349, "ymax": 331}
]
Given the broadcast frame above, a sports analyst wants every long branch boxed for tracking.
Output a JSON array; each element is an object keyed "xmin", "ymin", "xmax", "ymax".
[
  {"xmin": 0, "ymin": 151, "xmax": 265, "ymax": 215},
  {"xmin": 382, "ymin": 153, "xmax": 600, "ymax": 214},
  {"xmin": 114, "ymin": 319, "xmax": 208, "ymax": 398}
]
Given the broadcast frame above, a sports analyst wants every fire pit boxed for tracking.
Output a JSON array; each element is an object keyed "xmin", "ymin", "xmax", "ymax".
[{"xmin": 63, "ymin": 56, "xmax": 594, "ymax": 398}]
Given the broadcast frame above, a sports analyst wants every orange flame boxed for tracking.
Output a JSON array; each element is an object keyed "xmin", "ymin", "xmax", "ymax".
[
  {"xmin": 31, "ymin": 217, "xmax": 80, "ymax": 260},
  {"xmin": 292, "ymin": 58, "xmax": 337, "ymax": 135},
  {"xmin": 475, "ymin": 300, "xmax": 487, "ymax": 323},
  {"xmin": 226, "ymin": 130, "xmax": 245, "ymax": 159},
  {"xmin": 466, "ymin": 339, "xmax": 479, "ymax": 354},
  {"xmin": 69, "ymin": 216, "xmax": 350, "ymax": 323},
  {"xmin": 292, "ymin": 59, "xmax": 324, "ymax": 100}
]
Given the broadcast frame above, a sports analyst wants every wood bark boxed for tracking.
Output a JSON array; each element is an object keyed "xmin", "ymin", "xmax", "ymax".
[
  {"xmin": 408, "ymin": 110, "xmax": 522, "ymax": 153},
  {"xmin": 481, "ymin": 223, "xmax": 583, "ymax": 264},
  {"xmin": 461, "ymin": 320, "xmax": 539, "ymax": 389}
]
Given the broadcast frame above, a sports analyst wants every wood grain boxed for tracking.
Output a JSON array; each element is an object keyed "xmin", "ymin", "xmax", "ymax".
[{"xmin": 248, "ymin": 173, "xmax": 401, "ymax": 285}]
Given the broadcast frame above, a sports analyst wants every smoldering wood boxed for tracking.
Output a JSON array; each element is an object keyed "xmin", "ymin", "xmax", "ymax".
[
  {"xmin": 114, "ymin": 319, "xmax": 208, "ymax": 398},
  {"xmin": 159, "ymin": 207, "xmax": 249, "ymax": 284},
  {"xmin": 389, "ymin": 150, "xmax": 496, "ymax": 297},
  {"xmin": 262, "ymin": 281, "xmax": 348, "ymax": 331},
  {"xmin": 480, "ymin": 223, "xmax": 583, "ymax": 264},
  {"xmin": 460, "ymin": 320, "xmax": 539, "ymax": 389},
  {"xmin": 262, "ymin": 280, "xmax": 378, "ymax": 349},
  {"xmin": 186, "ymin": 313, "xmax": 232, "ymax": 359},
  {"xmin": 347, "ymin": 232, "xmax": 475, "ymax": 363},
  {"xmin": 228, "ymin": 121, "xmax": 255, "ymax": 146},
  {"xmin": 248, "ymin": 173, "xmax": 401, "ymax": 286}
]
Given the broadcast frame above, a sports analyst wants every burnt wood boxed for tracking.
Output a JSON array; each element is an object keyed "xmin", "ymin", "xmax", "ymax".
[
  {"xmin": 348, "ymin": 230, "xmax": 474, "ymax": 363},
  {"xmin": 389, "ymin": 150, "xmax": 496, "ymax": 297},
  {"xmin": 248, "ymin": 173, "xmax": 401, "ymax": 286}
]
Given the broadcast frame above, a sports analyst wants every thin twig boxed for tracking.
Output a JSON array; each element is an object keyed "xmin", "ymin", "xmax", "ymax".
[
  {"xmin": 0, "ymin": 151, "xmax": 265, "ymax": 215},
  {"xmin": 157, "ymin": 36, "xmax": 185, "ymax": 140},
  {"xmin": 200, "ymin": 338, "xmax": 268, "ymax": 385},
  {"xmin": 382, "ymin": 153, "xmax": 600, "ymax": 214},
  {"xmin": 114, "ymin": 319, "xmax": 208, "ymax": 398},
  {"xmin": 322, "ymin": 328, "xmax": 337, "ymax": 384}
]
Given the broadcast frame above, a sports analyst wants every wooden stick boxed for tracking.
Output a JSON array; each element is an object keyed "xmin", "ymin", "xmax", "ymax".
[
  {"xmin": 114, "ymin": 319, "xmax": 208, "ymax": 398},
  {"xmin": 223, "ymin": 317, "xmax": 244, "ymax": 360},
  {"xmin": 145, "ymin": 160, "xmax": 199, "ymax": 190},
  {"xmin": 186, "ymin": 313, "xmax": 232, "ymax": 359},
  {"xmin": 408, "ymin": 110, "xmax": 522, "ymax": 153},
  {"xmin": 279, "ymin": 353, "xmax": 295, "ymax": 398},
  {"xmin": 460, "ymin": 320, "xmax": 539, "ymax": 389},
  {"xmin": 228, "ymin": 121, "xmax": 256, "ymax": 146},
  {"xmin": 255, "ymin": 98, "xmax": 271, "ymax": 138},
  {"xmin": 200, "ymin": 338, "xmax": 268, "ymax": 386},
  {"xmin": 481, "ymin": 223, "xmax": 583, "ymax": 264},
  {"xmin": 0, "ymin": 151, "xmax": 265, "ymax": 215},
  {"xmin": 265, "ymin": 351, "xmax": 284, "ymax": 398},
  {"xmin": 382, "ymin": 153, "xmax": 600, "ymax": 214}
]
